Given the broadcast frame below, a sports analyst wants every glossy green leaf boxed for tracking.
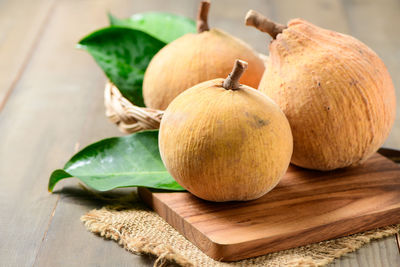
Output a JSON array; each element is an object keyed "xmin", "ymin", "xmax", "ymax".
[
  {"xmin": 77, "ymin": 27, "xmax": 165, "ymax": 106},
  {"xmin": 48, "ymin": 131, "xmax": 184, "ymax": 192},
  {"xmin": 108, "ymin": 12, "xmax": 196, "ymax": 43}
]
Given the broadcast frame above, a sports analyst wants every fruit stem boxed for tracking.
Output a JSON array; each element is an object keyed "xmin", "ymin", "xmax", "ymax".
[
  {"xmin": 223, "ymin": 60, "xmax": 248, "ymax": 90},
  {"xmin": 197, "ymin": 0, "xmax": 210, "ymax": 33},
  {"xmin": 245, "ymin": 10, "xmax": 286, "ymax": 39}
]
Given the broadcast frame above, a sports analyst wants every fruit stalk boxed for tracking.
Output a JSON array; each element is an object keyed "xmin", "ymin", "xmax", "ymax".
[
  {"xmin": 143, "ymin": 1, "xmax": 265, "ymax": 110},
  {"xmin": 197, "ymin": 0, "xmax": 210, "ymax": 33},
  {"xmin": 223, "ymin": 60, "xmax": 248, "ymax": 90},
  {"xmin": 245, "ymin": 10, "xmax": 286, "ymax": 39}
]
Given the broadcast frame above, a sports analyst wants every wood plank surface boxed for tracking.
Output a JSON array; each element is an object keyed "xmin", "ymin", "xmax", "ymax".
[
  {"xmin": 267, "ymin": 0, "xmax": 349, "ymax": 32},
  {"xmin": 30, "ymin": 0, "xmax": 198, "ymax": 266},
  {"xmin": 0, "ymin": 0, "xmax": 399, "ymax": 266},
  {"xmin": 328, "ymin": 0, "xmax": 400, "ymax": 264},
  {"xmin": 258, "ymin": 2, "xmax": 400, "ymax": 264},
  {"xmin": 0, "ymin": 0, "xmax": 55, "ymax": 110},
  {"xmin": 33, "ymin": 184, "xmax": 153, "ymax": 267},
  {"xmin": 0, "ymin": 0, "xmax": 123, "ymax": 266},
  {"xmin": 341, "ymin": 0, "xmax": 400, "ymax": 150},
  {"xmin": 209, "ymin": 0, "xmax": 272, "ymax": 55},
  {"xmin": 139, "ymin": 153, "xmax": 400, "ymax": 261},
  {"xmin": 331, "ymin": 236, "xmax": 400, "ymax": 267}
]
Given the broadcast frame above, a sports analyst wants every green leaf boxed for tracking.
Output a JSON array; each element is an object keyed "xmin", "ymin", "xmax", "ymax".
[
  {"xmin": 108, "ymin": 12, "xmax": 196, "ymax": 44},
  {"xmin": 48, "ymin": 131, "xmax": 184, "ymax": 192},
  {"xmin": 77, "ymin": 27, "xmax": 165, "ymax": 106}
]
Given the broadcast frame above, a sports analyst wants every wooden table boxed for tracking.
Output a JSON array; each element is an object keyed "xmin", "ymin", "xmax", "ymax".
[{"xmin": 1, "ymin": 0, "xmax": 399, "ymax": 266}]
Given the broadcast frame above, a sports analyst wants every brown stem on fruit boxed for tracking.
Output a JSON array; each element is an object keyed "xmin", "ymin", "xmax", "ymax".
[
  {"xmin": 245, "ymin": 10, "xmax": 287, "ymax": 39},
  {"xmin": 197, "ymin": 0, "xmax": 210, "ymax": 33},
  {"xmin": 223, "ymin": 60, "xmax": 248, "ymax": 90}
]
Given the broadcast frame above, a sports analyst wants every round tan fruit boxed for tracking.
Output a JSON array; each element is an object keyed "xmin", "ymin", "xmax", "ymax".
[
  {"xmin": 159, "ymin": 60, "xmax": 293, "ymax": 202},
  {"xmin": 143, "ymin": 1, "xmax": 265, "ymax": 110},
  {"xmin": 246, "ymin": 10, "xmax": 396, "ymax": 171}
]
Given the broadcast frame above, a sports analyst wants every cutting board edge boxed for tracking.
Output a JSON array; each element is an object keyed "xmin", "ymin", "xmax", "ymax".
[
  {"xmin": 214, "ymin": 207, "xmax": 400, "ymax": 261},
  {"xmin": 138, "ymin": 187, "xmax": 224, "ymax": 259},
  {"xmin": 139, "ymin": 187, "xmax": 400, "ymax": 261}
]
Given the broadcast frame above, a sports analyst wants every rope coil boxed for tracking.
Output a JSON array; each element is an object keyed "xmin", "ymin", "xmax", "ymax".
[{"xmin": 104, "ymin": 82, "xmax": 163, "ymax": 134}]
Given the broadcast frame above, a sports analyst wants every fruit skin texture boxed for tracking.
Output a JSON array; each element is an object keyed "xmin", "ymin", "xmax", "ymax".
[
  {"xmin": 159, "ymin": 79, "xmax": 293, "ymax": 202},
  {"xmin": 143, "ymin": 29, "xmax": 265, "ymax": 110},
  {"xmin": 259, "ymin": 19, "xmax": 396, "ymax": 171}
]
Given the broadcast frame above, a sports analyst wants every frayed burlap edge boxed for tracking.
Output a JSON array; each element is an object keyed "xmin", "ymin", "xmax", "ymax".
[
  {"xmin": 82, "ymin": 211, "xmax": 192, "ymax": 267},
  {"xmin": 80, "ymin": 193, "xmax": 400, "ymax": 267}
]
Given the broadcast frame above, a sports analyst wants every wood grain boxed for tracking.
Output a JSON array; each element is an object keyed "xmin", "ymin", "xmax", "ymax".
[
  {"xmin": 33, "ymin": 183, "xmax": 153, "ymax": 267},
  {"xmin": 208, "ymin": 0, "xmax": 273, "ymax": 55},
  {"xmin": 342, "ymin": 0, "xmax": 400, "ymax": 150},
  {"xmin": 0, "ymin": 0, "xmax": 398, "ymax": 266},
  {"xmin": 264, "ymin": 0, "xmax": 400, "ymax": 267},
  {"xmin": 255, "ymin": 2, "xmax": 400, "ymax": 263},
  {"xmin": 330, "ymin": 236, "xmax": 400, "ymax": 267},
  {"xmin": 268, "ymin": 0, "xmax": 349, "ymax": 33},
  {"xmin": 139, "ymin": 153, "xmax": 400, "ymax": 261},
  {"xmin": 30, "ymin": 0, "xmax": 198, "ymax": 266},
  {"xmin": 0, "ymin": 0, "xmax": 121, "ymax": 266},
  {"xmin": 0, "ymin": 0, "xmax": 55, "ymax": 110}
]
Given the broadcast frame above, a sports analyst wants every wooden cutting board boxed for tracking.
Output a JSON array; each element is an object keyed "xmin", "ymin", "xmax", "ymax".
[{"xmin": 138, "ymin": 153, "xmax": 400, "ymax": 262}]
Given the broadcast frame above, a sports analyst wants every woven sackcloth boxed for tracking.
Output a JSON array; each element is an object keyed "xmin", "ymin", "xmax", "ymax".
[{"xmin": 81, "ymin": 192, "xmax": 400, "ymax": 267}]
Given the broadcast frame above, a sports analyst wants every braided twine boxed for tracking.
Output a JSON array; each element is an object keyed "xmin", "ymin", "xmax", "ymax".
[{"xmin": 104, "ymin": 82, "xmax": 163, "ymax": 134}]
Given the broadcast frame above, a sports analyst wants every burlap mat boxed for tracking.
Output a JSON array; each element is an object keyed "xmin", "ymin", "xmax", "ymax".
[{"xmin": 80, "ymin": 192, "xmax": 400, "ymax": 267}]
